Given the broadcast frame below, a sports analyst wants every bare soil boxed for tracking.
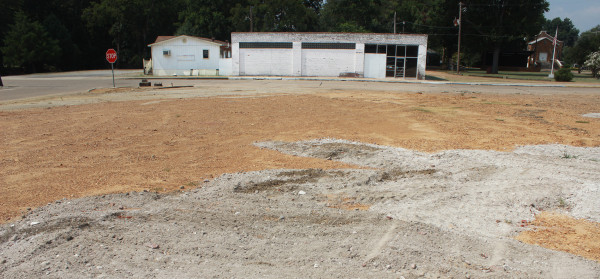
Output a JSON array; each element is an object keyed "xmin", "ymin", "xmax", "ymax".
[{"xmin": 1, "ymin": 80, "xmax": 600, "ymax": 277}]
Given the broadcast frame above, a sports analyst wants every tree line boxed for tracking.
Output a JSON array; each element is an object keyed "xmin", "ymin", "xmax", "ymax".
[{"xmin": 1, "ymin": 0, "xmax": 598, "ymax": 74}]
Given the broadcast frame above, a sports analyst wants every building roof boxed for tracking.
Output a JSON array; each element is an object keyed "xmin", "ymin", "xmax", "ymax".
[
  {"xmin": 149, "ymin": 35, "xmax": 228, "ymax": 47},
  {"xmin": 231, "ymin": 32, "xmax": 428, "ymax": 45},
  {"xmin": 528, "ymin": 31, "xmax": 562, "ymax": 45},
  {"xmin": 231, "ymin": 32, "xmax": 428, "ymax": 37},
  {"xmin": 154, "ymin": 36, "xmax": 176, "ymax": 44}
]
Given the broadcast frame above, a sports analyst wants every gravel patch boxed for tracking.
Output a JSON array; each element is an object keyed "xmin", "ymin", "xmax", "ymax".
[{"xmin": 1, "ymin": 139, "xmax": 599, "ymax": 278}]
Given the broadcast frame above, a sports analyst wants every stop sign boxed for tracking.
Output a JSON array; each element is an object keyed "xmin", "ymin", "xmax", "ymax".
[{"xmin": 106, "ymin": 49, "xmax": 117, "ymax": 63}]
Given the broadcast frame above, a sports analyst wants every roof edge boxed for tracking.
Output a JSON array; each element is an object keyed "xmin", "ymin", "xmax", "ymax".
[{"xmin": 148, "ymin": 35, "xmax": 228, "ymax": 47}]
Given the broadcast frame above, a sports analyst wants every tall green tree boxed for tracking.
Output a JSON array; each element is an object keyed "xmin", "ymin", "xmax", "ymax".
[
  {"xmin": 43, "ymin": 14, "xmax": 82, "ymax": 70},
  {"xmin": 564, "ymin": 25, "xmax": 600, "ymax": 69},
  {"xmin": 22, "ymin": 0, "xmax": 96, "ymax": 69},
  {"xmin": 176, "ymin": 0, "xmax": 233, "ymax": 40},
  {"xmin": 320, "ymin": 0, "xmax": 387, "ymax": 32},
  {"xmin": 461, "ymin": 0, "xmax": 549, "ymax": 73},
  {"xmin": 0, "ymin": 0, "xmax": 23, "ymax": 67},
  {"xmin": 1, "ymin": 12, "xmax": 61, "ymax": 72},
  {"xmin": 230, "ymin": 0, "xmax": 321, "ymax": 32},
  {"xmin": 542, "ymin": 17, "xmax": 579, "ymax": 47},
  {"xmin": 83, "ymin": 0, "xmax": 184, "ymax": 67}
]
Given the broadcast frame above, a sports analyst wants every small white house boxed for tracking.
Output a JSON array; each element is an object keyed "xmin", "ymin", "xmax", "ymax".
[
  {"xmin": 231, "ymin": 32, "xmax": 428, "ymax": 79},
  {"xmin": 147, "ymin": 35, "xmax": 232, "ymax": 76}
]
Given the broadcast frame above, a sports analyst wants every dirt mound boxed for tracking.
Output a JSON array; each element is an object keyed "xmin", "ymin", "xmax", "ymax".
[{"xmin": 2, "ymin": 140, "xmax": 599, "ymax": 278}]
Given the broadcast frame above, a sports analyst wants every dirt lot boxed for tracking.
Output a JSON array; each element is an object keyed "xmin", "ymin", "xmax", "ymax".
[{"xmin": 1, "ymin": 79, "xmax": 600, "ymax": 277}]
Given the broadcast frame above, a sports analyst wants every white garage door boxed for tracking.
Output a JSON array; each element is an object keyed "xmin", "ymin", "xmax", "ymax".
[
  {"xmin": 239, "ymin": 48, "xmax": 293, "ymax": 76},
  {"xmin": 301, "ymin": 49, "xmax": 355, "ymax": 77}
]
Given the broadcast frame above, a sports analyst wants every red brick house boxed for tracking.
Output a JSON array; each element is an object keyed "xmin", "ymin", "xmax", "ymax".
[{"xmin": 527, "ymin": 31, "xmax": 563, "ymax": 70}]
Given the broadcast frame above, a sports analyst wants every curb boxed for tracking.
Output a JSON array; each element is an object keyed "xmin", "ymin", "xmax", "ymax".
[
  {"xmin": 130, "ymin": 75, "xmax": 599, "ymax": 89},
  {"xmin": 228, "ymin": 76, "xmax": 571, "ymax": 88}
]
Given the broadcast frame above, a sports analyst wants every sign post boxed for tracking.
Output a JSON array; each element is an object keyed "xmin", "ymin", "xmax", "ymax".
[{"xmin": 105, "ymin": 49, "xmax": 117, "ymax": 87}]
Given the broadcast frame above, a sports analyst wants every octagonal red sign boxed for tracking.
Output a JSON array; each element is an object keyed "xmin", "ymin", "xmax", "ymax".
[{"xmin": 106, "ymin": 49, "xmax": 117, "ymax": 63}]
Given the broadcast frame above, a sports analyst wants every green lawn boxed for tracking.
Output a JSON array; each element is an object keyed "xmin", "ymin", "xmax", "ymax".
[{"xmin": 461, "ymin": 69, "xmax": 599, "ymax": 83}]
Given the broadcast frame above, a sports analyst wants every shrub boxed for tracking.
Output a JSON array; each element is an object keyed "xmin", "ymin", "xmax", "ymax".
[{"xmin": 554, "ymin": 68, "xmax": 574, "ymax": 82}]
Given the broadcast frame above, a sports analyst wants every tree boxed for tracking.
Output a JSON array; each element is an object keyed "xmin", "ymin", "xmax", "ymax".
[
  {"xmin": 0, "ymin": 0, "xmax": 23, "ymax": 67},
  {"xmin": 1, "ymin": 12, "xmax": 61, "ymax": 72},
  {"xmin": 542, "ymin": 17, "xmax": 579, "ymax": 47},
  {"xmin": 83, "ymin": 0, "xmax": 184, "ymax": 67},
  {"xmin": 43, "ymin": 14, "xmax": 82, "ymax": 70},
  {"xmin": 461, "ymin": 0, "xmax": 549, "ymax": 74},
  {"xmin": 584, "ymin": 47, "xmax": 600, "ymax": 78},
  {"xmin": 230, "ymin": 0, "xmax": 321, "ymax": 32},
  {"xmin": 320, "ymin": 0, "xmax": 387, "ymax": 33},
  {"xmin": 564, "ymin": 25, "xmax": 600, "ymax": 69},
  {"xmin": 176, "ymin": 0, "xmax": 232, "ymax": 40}
]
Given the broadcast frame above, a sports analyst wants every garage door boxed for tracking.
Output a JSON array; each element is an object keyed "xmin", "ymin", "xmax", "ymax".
[
  {"xmin": 301, "ymin": 43, "xmax": 356, "ymax": 77},
  {"xmin": 239, "ymin": 43, "xmax": 293, "ymax": 76}
]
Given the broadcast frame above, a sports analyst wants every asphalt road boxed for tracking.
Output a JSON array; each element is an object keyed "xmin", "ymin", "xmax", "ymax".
[
  {"xmin": 0, "ymin": 70, "xmax": 144, "ymax": 101},
  {"xmin": 1, "ymin": 70, "xmax": 599, "ymax": 103}
]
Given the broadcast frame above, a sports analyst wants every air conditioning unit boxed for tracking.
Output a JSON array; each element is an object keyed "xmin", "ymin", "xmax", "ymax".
[{"xmin": 163, "ymin": 50, "xmax": 171, "ymax": 56}]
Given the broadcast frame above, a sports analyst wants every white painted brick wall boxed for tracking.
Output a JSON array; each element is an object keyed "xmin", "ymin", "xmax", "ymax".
[{"xmin": 231, "ymin": 33, "xmax": 428, "ymax": 79}]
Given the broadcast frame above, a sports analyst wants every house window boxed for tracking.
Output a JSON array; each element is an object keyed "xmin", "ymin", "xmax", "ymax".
[
  {"xmin": 539, "ymin": 52, "xmax": 548, "ymax": 62},
  {"xmin": 203, "ymin": 49, "xmax": 209, "ymax": 59}
]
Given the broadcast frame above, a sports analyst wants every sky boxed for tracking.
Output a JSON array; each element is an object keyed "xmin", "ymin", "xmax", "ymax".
[{"xmin": 545, "ymin": 0, "xmax": 599, "ymax": 32}]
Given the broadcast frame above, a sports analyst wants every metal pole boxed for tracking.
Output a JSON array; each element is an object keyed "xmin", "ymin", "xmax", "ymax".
[
  {"xmin": 548, "ymin": 27, "xmax": 558, "ymax": 78},
  {"xmin": 249, "ymin": 6, "xmax": 254, "ymax": 32},
  {"xmin": 393, "ymin": 12, "xmax": 397, "ymax": 34},
  {"xmin": 111, "ymin": 63, "xmax": 115, "ymax": 88},
  {"xmin": 457, "ymin": 2, "xmax": 463, "ymax": 74}
]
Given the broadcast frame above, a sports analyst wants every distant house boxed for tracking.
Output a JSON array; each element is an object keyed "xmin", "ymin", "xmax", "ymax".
[
  {"xmin": 527, "ymin": 31, "xmax": 563, "ymax": 70},
  {"xmin": 146, "ymin": 35, "xmax": 232, "ymax": 76}
]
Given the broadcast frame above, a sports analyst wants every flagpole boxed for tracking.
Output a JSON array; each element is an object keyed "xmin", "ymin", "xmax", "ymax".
[{"xmin": 548, "ymin": 27, "xmax": 558, "ymax": 78}]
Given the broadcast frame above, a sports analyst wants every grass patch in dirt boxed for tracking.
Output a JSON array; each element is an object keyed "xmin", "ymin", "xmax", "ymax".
[
  {"xmin": 234, "ymin": 169, "xmax": 339, "ymax": 193},
  {"xmin": 378, "ymin": 168, "xmax": 436, "ymax": 182},
  {"xmin": 516, "ymin": 211, "xmax": 600, "ymax": 262},
  {"xmin": 311, "ymin": 143, "xmax": 381, "ymax": 161}
]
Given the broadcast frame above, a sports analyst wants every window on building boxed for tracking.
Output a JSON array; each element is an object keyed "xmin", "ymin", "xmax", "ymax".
[
  {"xmin": 365, "ymin": 44, "xmax": 377, "ymax": 53},
  {"xmin": 301, "ymin": 43, "xmax": 356, "ymax": 49},
  {"xmin": 203, "ymin": 49, "xmax": 209, "ymax": 59},
  {"xmin": 375, "ymin": 44, "xmax": 420, "ymax": 78},
  {"xmin": 239, "ymin": 42, "xmax": 293, "ymax": 48},
  {"xmin": 406, "ymin": 46, "xmax": 419, "ymax": 57}
]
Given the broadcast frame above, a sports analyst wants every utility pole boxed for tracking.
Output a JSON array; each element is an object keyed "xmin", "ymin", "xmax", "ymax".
[
  {"xmin": 393, "ymin": 11, "xmax": 397, "ymax": 34},
  {"xmin": 457, "ymin": 2, "xmax": 463, "ymax": 74},
  {"xmin": 249, "ymin": 6, "xmax": 254, "ymax": 32},
  {"xmin": 402, "ymin": 21, "xmax": 405, "ymax": 33}
]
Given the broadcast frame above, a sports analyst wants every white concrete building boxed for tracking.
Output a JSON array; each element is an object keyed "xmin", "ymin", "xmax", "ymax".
[
  {"xmin": 147, "ymin": 35, "xmax": 232, "ymax": 76},
  {"xmin": 231, "ymin": 32, "xmax": 428, "ymax": 79}
]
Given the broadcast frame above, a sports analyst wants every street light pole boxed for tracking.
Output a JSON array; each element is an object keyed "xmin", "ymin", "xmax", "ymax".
[{"xmin": 457, "ymin": 2, "xmax": 463, "ymax": 74}]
